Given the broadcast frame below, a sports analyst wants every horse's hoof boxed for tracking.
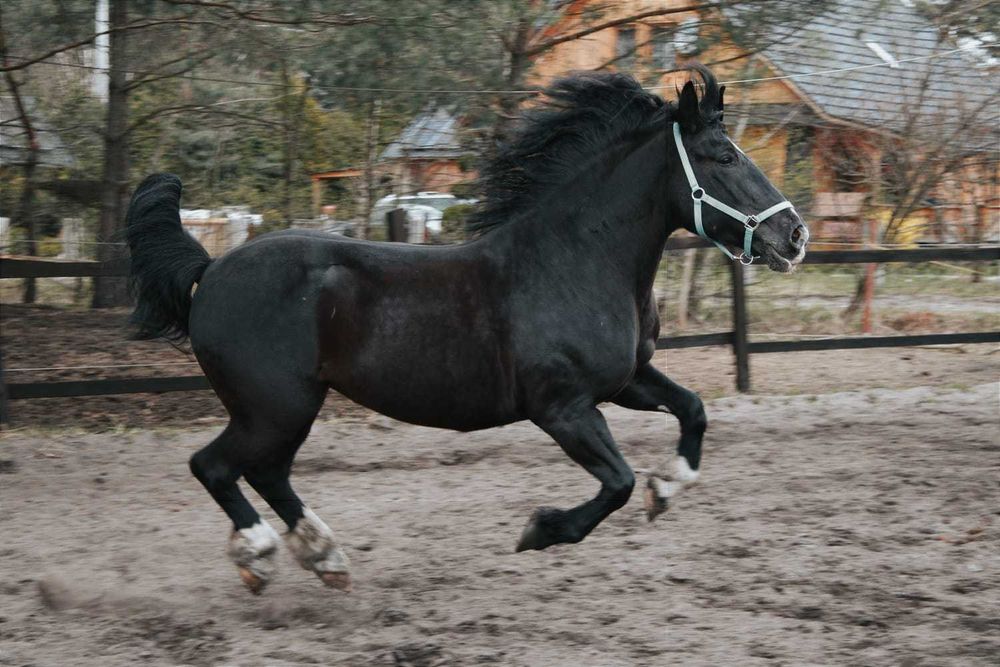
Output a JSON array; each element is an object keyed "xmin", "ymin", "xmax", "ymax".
[
  {"xmin": 237, "ymin": 566, "xmax": 269, "ymax": 595},
  {"xmin": 644, "ymin": 477, "xmax": 669, "ymax": 522},
  {"xmin": 515, "ymin": 507, "xmax": 567, "ymax": 552},
  {"xmin": 319, "ymin": 571, "xmax": 352, "ymax": 592},
  {"xmin": 285, "ymin": 507, "xmax": 352, "ymax": 591},
  {"xmin": 228, "ymin": 521, "xmax": 280, "ymax": 594},
  {"xmin": 516, "ymin": 521, "xmax": 544, "ymax": 552}
]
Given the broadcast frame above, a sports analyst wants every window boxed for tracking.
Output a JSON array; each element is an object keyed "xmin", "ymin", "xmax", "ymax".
[
  {"xmin": 674, "ymin": 18, "xmax": 701, "ymax": 55},
  {"xmin": 650, "ymin": 27, "xmax": 676, "ymax": 70},
  {"xmin": 616, "ymin": 27, "xmax": 636, "ymax": 70}
]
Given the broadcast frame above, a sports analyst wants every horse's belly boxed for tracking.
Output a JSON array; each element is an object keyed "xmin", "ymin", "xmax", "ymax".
[
  {"xmin": 336, "ymin": 386, "xmax": 520, "ymax": 431},
  {"xmin": 329, "ymin": 362, "xmax": 520, "ymax": 431},
  {"xmin": 319, "ymin": 320, "xmax": 518, "ymax": 432}
]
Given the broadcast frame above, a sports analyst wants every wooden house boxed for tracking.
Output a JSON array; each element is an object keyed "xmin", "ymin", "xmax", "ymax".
[
  {"xmin": 529, "ymin": 0, "xmax": 999, "ymax": 243},
  {"xmin": 380, "ymin": 107, "xmax": 473, "ymax": 194}
]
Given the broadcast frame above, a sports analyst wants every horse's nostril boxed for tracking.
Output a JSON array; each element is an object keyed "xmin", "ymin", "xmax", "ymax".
[{"xmin": 790, "ymin": 224, "xmax": 806, "ymax": 247}]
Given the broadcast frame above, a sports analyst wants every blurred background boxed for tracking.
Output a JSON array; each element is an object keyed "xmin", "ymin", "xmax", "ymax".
[{"xmin": 1, "ymin": 0, "xmax": 997, "ymax": 426}]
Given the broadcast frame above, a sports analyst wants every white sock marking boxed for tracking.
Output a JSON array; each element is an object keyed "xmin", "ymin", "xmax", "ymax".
[
  {"xmin": 650, "ymin": 456, "xmax": 700, "ymax": 501},
  {"xmin": 240, "ymin": 521, "xmax": 281, "ymax": 552},
  {"xmin": 228, "ymin": 520, "xmax": 280, "ymax": 579},
  {"xmin": 672, "ymin": 456, "xmax": 700, "ymax": 484},
  {"xmin": 286, "ymin": 507, "xmax": 350, "ymax": 574}
]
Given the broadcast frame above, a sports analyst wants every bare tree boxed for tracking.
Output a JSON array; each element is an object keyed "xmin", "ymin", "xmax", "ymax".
[{"xmin": 1, "ymin": 28, "xmax": 41, "ymax": 303}]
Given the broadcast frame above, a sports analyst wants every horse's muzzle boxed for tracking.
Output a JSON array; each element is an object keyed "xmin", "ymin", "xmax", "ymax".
[{"xmin": 759, "ymin": 212, "xmax": 809, "ymax": 272}]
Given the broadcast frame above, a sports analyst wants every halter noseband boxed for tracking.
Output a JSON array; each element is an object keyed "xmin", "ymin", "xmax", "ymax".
[{"xmin": 672, "ymin": 122, "xmax": 793, "ymax": 265}]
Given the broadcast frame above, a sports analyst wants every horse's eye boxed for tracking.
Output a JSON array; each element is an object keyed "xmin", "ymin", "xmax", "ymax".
[{"xmin": 719, "ymin": 154, "xmax": 735, "ymax": 165}]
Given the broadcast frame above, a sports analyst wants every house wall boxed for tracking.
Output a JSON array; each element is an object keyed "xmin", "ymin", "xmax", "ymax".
[{"xmin": 387, "ymin": 159, "xmax": 472, "ymax": 194}]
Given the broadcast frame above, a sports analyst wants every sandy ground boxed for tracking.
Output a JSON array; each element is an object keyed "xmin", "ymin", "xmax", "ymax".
[{"xmin": 1, "ymin": 380, "xmax": 998, "ymax": 666}]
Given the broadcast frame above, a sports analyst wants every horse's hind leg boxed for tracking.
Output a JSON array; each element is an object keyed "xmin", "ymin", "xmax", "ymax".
[
  {"xmin": 189, "ymin": 426, "xmax": 280, "ymax": 593},
  {"xmin": 191, "ymin": 375, "xmax": 341, "ymax": 593},
  {"xmin": 611, "ymin": 362, "xmax": 706, "ymax": 520},
  {"xmin": 244, "ymin": 449, "xmax": 351, "ymax": 592}
]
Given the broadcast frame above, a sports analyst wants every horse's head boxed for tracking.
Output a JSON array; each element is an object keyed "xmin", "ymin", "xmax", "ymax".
[{"xmin": 668, "ymin": 67, "xmax": 808, "ymax": 272}]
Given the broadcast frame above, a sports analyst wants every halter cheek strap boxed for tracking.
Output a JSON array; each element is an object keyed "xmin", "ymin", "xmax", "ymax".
[{"xmin": 672, "ymin": 122, "xmax": 793, "ymax": 265}]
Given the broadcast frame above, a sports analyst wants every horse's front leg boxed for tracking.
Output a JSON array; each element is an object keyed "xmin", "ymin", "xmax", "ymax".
[
  {"xmin": 517, "ymin": 404, "xmax": 635, "ymax": 552},
  {"xmin": 611, "ymin": 362, "xmax": 706, "ymax": 520}
]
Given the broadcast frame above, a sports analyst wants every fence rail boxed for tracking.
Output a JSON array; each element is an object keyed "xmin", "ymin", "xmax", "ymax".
[{"xmin": 2, "ymin": 243, "xmax": 998, "ymax": 412}]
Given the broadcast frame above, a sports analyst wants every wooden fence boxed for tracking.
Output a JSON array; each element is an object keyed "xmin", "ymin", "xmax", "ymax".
[{"xmin": 2, "ymin": 241, "xmax": 998, "ymax": 419}]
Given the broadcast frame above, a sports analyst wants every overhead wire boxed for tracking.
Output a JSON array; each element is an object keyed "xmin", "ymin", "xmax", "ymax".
[{"xmin": 2, "ymin": 42, "xmax": 982, "ymax": 96}]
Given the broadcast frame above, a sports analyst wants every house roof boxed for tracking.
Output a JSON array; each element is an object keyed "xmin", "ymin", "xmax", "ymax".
[
  {"xmin": 381, "ymin": 107, "xmax": 465, "ymax": 161},
  {"xmin": 751, "ymin": 0, "xmax": 998, "ymax": 143},
  {"xmin": 0, "ymin": 96, "xmax": 75, "ymax": 168}
]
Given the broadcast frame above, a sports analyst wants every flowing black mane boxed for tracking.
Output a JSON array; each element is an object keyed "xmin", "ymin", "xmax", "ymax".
[{"xmin": 469, "ymin": 65, "xmax": 723, "ymax": 235}]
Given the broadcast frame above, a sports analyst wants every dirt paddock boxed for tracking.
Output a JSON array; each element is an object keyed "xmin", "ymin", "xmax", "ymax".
[{"xmin": 1, "ymin": 374, "xmax": 998, "ymax": 666}]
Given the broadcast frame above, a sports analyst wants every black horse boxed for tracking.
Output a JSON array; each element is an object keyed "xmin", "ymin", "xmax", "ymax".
[{"xmin": 127, "ymin": 65, "xmax": 807, "ymax": 594}]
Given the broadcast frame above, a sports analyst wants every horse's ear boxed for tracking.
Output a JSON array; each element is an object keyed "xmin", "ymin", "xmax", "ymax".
[
  {"xmin": 718, "ymin": 84, "xmax": 726, "ymax": 111},
  {"xmin": 677, "ymin": 80, "xmax": 701, "ymax": 132}
]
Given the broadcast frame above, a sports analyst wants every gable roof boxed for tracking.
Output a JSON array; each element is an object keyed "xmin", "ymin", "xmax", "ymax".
[
  {"xmin": 381, "ymin": 107, "xmax": 465, "ymax": 161},
  {"xmin": 754, "ymin": 0, "xmax": 998, "ymax": 143},
  {"xmin": 0, "ymin": 96, "xmax": 75, "ymax": 168}
]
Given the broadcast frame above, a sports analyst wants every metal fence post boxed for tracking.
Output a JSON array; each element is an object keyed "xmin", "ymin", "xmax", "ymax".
[{"xmin": 730, "ymin": 260, "xmax": 751, "ymax": 392}]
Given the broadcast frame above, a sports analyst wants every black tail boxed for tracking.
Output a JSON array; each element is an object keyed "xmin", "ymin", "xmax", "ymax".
[{"xmin": 126, "ymin": 173, "xmax": 212, "ymax": 342}]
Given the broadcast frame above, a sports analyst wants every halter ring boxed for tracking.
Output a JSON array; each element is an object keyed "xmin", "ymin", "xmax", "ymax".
[
  {"xmin": 691, "ymin": 187, "xmax": 705, "ymax": 201},
  {"xmin": 744, "ymin": 215, "xmax": 759, "ymax": 230},
  {"xmin": 738, "ymin": 253, "xmax": 755, "ymax": 266}
]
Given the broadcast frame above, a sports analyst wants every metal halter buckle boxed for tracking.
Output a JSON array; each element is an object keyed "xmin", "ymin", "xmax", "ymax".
[
  {"xmin": 738, "ymin": 253, "xmax": 755, "ymax": 265},
  {"xmin": 744, "ymin": 215, "xmax": 760, "ymax": 230}
]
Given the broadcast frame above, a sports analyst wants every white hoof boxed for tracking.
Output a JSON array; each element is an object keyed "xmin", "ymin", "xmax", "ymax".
[
  {"xmin": 645, "ymin": 456, "xmax": 700, "ymax": 521},
  {"xmin": 285, "ymin": 507, "xmax": 351, "ymax": 591},
  {"xmin": 228, "ymin": 520, "xmax": 280, "ymax": 594}
]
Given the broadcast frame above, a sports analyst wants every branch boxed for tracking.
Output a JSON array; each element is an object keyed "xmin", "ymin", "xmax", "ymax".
[
  {"xmin": 157, "ymin": 0, "xmax": 375, "ymax": 27},
  {"xmin": 124, "ymin": 49, "xmax": 217, "ymax": 91},
  {"xmin": 0, "ymin": 26, "xmax": 38, "ymax": 147},
  {"xmin": 127, "ymin": 102, "xmax": 283, "ymax": 133},
  {"xmin": 0, "ymin": 17, "xmax": 221, "ymax": 72}
]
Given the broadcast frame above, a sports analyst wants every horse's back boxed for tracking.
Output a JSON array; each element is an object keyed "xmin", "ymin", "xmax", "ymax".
[{"xmin": 189, "ymin": 231, "xmax": 521, "ymax": 431}]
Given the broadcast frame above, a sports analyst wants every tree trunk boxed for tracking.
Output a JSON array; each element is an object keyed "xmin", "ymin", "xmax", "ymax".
[
  {"xmin": 359, "ymin": 97, "xmax": 381, "ymax": 241},
  {"xmin": 494, "ymin": 19, "xmax": 531, "ymax": 144},
  {"xmin": 676, "ymin": 249, "xmax": 696, "ymax": 329},
  {"xmin": 92, "ymin": 0, "xmax": 130, "ymax": 308},
  {"xmin": 971, "ymin": 201, "xmax": 985, "ymax": 284},
  {"xmin": 16, "ymin": 154, "xmax": 38, "ymax": 304},
  {"xmin": 279, "ymin": 60, "xmax": 299, "ymax": 227},
  {"xmin": 2, "ymin": 60, "xmax": 40, "ymax": 303},
  {"xmin": 686, "ymin": 248, "xmax": 708, "ymax": 321}
]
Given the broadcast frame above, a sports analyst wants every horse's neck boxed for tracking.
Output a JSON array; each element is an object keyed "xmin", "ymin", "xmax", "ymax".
[{"xmin": 513, "ymin": 132, "xmax": 673, "ymax": 299}]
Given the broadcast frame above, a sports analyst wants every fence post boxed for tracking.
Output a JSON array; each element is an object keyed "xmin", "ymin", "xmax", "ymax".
[
  {"xmin": 0, "ymin": 347, "xmax": 8, "ymax": 425},
  {"xmin": 730, "ymin": 260, "xmax": 751, "ymax": 392}
]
